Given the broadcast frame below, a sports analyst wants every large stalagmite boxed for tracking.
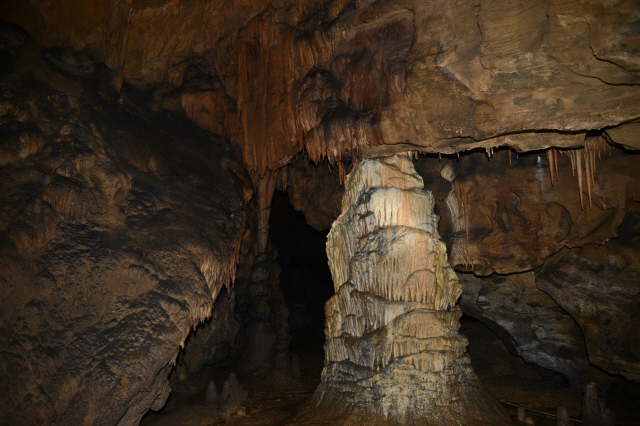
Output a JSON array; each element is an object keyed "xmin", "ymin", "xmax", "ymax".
[{"xmin": 313, "ymin": 155, "xmax": 510, "ymax": 425}]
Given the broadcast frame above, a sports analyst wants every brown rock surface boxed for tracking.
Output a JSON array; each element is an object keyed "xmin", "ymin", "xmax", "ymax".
[
  {"xmin": 3, "ymin": 0, "xmax": 639, "ymax": 174},
  {"xmin": 536, "ymin": 204, "xmax": 640, "ymax": 383},
  {"xmin": 0, "ymin": 32, "xmax": 247, "ymax": 425},
  {"xmin": 283, "ymin": 155, "xmax": 343, "ymax": 231},
  {"xmin": 172, "ymin": 288, "xmax": 241, "ymax": 376},
  {"xmin": 415, "ymin": 145, "xmax": 640, "ymax": 276}
]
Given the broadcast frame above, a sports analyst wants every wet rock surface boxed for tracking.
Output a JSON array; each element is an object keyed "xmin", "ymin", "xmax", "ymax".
[{"xmin": 0, "ymin": 30, "xmax": 247, "ymax": 425}]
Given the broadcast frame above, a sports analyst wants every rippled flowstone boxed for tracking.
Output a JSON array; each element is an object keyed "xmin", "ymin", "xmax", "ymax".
[{"xmin": 313, "ymin": 155, "xmax": 510, "ymax": 425}]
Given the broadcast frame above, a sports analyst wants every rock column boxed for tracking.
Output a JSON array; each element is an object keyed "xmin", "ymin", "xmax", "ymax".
[{"xmin": 314, "ymin": 154, "xmax": 510, "ymax": 425}]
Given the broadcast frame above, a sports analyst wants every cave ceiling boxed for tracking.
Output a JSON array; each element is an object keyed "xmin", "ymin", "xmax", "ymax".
[{"xmin": 3, "ymin": 0, "xmax": 640, "ymax": 178}]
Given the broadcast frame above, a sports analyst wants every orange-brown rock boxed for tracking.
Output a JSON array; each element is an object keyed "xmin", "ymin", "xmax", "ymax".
[
  {"xmin": 415, "ymin": 144, "xmax": 640, "ymax": 276},
  {"xmin": 0, "ymin": 32, "xmax": 247, "ymax": 425},
  {"xmin": 283, "ymin": 155, "xmax": 343, "ymax": 231},
  {"xmin": 4, "ymin": 0, "xmax": 639, "ymax": 176}
]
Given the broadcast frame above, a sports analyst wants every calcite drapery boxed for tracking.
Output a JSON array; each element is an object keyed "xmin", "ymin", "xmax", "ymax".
[{"xmin": 314, "ymin": 155, "xmax": 510, "ymax": 425}]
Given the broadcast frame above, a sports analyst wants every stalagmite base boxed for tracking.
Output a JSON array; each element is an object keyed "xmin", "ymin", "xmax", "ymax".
[{"xmin": 313, "ymin": 155, "xmax": 511, "ymax": 425}]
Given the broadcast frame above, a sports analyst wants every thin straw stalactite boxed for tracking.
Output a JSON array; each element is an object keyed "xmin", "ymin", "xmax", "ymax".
[
  {"xmin": 576, "ymin": 148, "xmax": 584, "ymax": 208},
  {"xmin": 547, "ymin": 149, "xmax": 553, "ymax": 184},
  {"xmin": 546, "ymin": 148, "xmax": 560, "ymax": 185}
]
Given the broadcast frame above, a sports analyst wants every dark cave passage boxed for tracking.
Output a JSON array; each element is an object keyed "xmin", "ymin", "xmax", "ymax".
[
  {"xmin": 266, "ymin": 190, "xmax": 337, "ymax": 397},
  {"xmin": 268, "ymin": 191, "xmax": 334, "ymax": 352}
]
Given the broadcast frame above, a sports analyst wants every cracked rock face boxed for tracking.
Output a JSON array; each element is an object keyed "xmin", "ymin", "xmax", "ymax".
[
  {"xmin": 0, "ymin": 33, "xmax": 247, "ymax": 426},
  {"xmin": 536, "ymin": 205, "xmax": 640, "ymax": 383},
  {"xmin": 313, "ymin": 155, "xmax": 510, "ymax": 425},
  {"xmin": 458, "ymin": 272, "xmax": 594, "ymax": 387},
  {"xmin": 415, "ymin": 147, "xmax": 640, "ymax": 386},
  {"xmin": 459, "ymin": 204, "xmax": 640, "ymax": 386}
]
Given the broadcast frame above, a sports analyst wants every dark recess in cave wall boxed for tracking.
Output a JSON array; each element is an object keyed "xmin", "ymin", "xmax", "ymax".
[{"xmin": 269, "ymin": 191, "xmax": 334, "ymax": 343}]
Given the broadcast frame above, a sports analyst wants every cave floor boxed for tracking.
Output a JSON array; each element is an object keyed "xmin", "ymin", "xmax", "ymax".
[{"xmin": 143, "ymin": 321, "xmax": 638, "ymax": 426}]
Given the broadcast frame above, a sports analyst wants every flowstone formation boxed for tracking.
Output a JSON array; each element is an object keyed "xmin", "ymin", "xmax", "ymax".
[{"xmin": 314, "ymin": 155, "xmax": 510, "ymax": 425}]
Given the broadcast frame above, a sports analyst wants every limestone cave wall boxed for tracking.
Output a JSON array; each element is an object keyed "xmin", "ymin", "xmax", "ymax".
[
  {"xmin": 0, "ymin": 1, "xmax": 639, "ymax": 425},
  {"xmin": 0, "ymin": 27, "xmax": 249, "ymax": 425}
]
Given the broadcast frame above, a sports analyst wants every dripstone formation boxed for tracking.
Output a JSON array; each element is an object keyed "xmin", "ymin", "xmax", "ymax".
[{"xmin": 314, "ymin": 155, "xmax": 510, "ymax": 425}]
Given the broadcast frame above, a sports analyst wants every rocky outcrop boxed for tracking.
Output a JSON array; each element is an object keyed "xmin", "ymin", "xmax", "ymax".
[
  {"xmin": 314, "ymin": 155, "xmax": 509, "ymax": 425},
  {"xmin": 414, "ymin": 144, "xmax": 640, "ymax": 276},
  {"xmin": 0, "ymin": 31, "xmax": 247, "ymax": 425},
  {"xmin": 458, "ymin": 272, "xmax": 593, "ymax": 386},
  {"xmin": 172, "ymin": 288, "xmax": 240, "ymax": 376},
  {"xmin": 536, "ymin": 204, "xmax": 640, "ymax": 383},
  {"xmin": 284, "ymin": 155, "xmax": 343, "ymax": 231}
]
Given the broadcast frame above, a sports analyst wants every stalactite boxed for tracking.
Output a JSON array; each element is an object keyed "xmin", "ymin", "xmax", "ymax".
[
  {"xmin": 545, "ymin": 148, "xmax": 560, "ymax": 184},
  {"xmin": 233, "ymin": 5, "xmax": 414, "ymax": 180},
  {"xmin": 559, "ymin": 137, "xmax": 609, "ymax": 210},
  {"xmin": 485, "ymin": 146, "xmax": 495, "ymax": 159},
  {"xmin": 453, "ymin": 180, "xmax": 473, "ymax": 269},
  {"xmin": 454, "ymin": 181, "xmax": 470, "ymax": 244}
]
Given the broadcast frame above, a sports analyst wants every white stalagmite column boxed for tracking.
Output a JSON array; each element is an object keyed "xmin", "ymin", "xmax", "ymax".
[{"xmin": 313, "ymin": 154, "xmax": 511, "ymax": 425}]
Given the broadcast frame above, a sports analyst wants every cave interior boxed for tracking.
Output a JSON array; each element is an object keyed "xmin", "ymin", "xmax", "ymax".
[{"xmin": 0, "ymin": 1, "xmax": 639, "ymax": 425}]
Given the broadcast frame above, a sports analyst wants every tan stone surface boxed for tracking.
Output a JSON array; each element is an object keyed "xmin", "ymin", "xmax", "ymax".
[{"xmin": 315, "ymin": 154, "xmax": 510, "ymax": 425}]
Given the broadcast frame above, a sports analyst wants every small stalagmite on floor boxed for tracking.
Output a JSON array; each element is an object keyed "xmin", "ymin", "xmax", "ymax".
[{"xmin": 313, "ymin": 154, "xmax": 511, "ymax": 425}]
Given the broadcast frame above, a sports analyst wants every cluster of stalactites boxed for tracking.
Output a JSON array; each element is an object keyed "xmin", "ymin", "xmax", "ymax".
[
  {"xmin": 348, "ymin": 227, "xmax": 461, "ymax": 308},
  {"xmin": 324, "ymin": 279, "xmax": 467, "ymax": 371},
  {"xmin": 558, "ymin": 137, "xmax": 610, "ymax": 210},
  {"xmin": 195, "ymin": 240, "xmax": 243, "ymax": 303},
  {"xmin": 448, "ymin": 136, "xmax": 612, "ymax": 267},
  {"xmin": 234, "ymin": 3, "xmax": 415, "ymax": 181}
]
